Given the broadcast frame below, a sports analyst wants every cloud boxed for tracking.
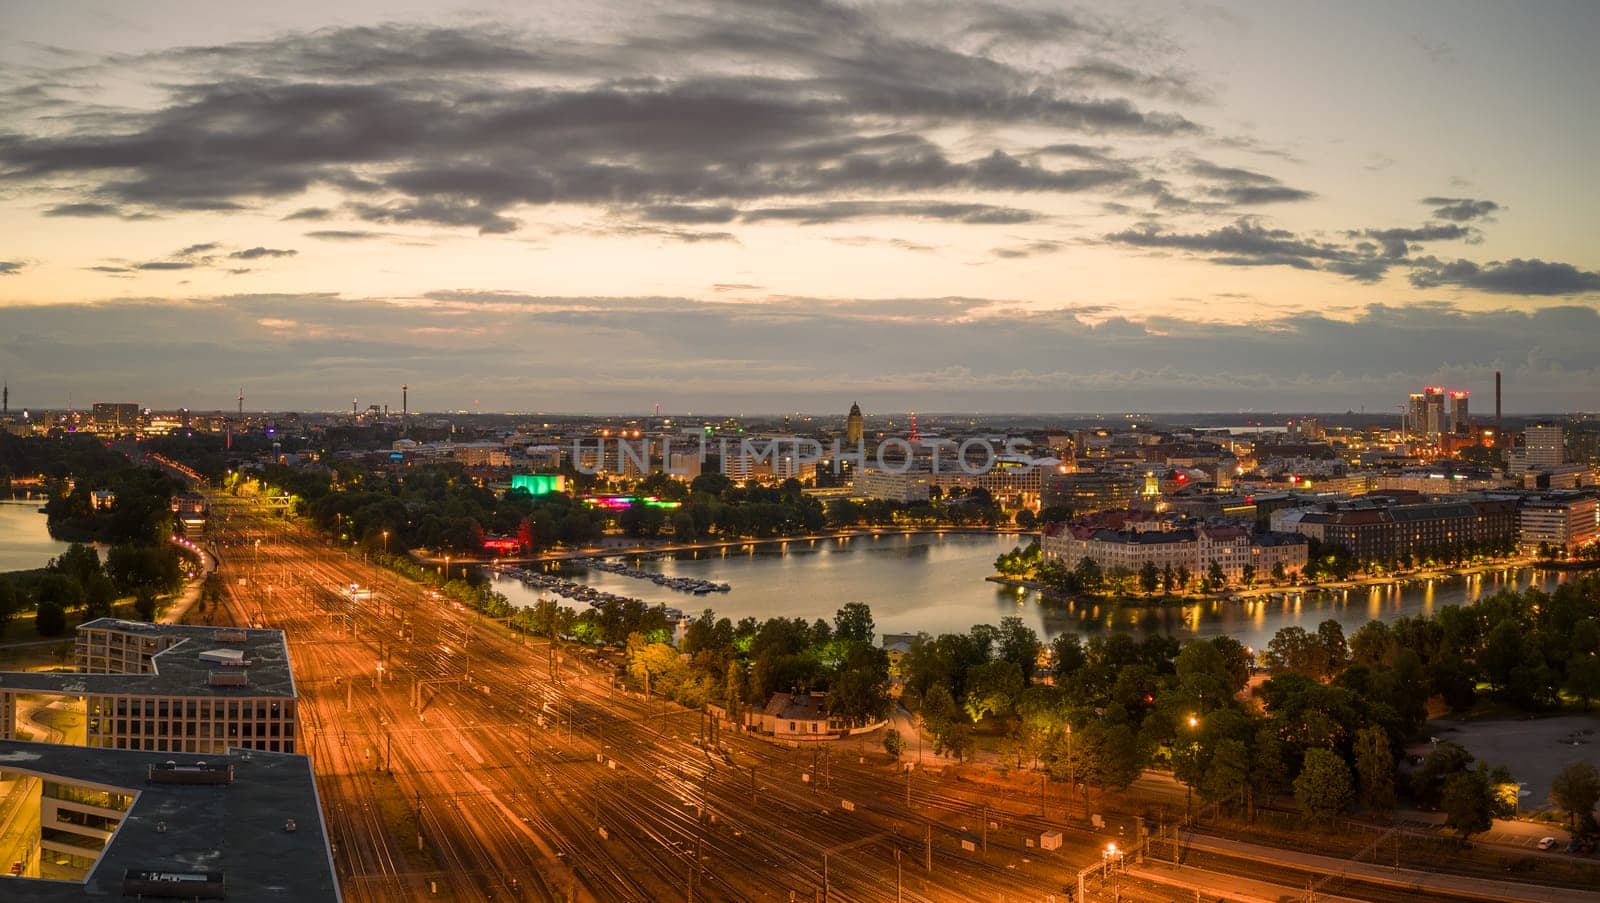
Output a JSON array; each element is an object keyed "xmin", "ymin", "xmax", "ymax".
[
  {"xmin": 990, "ymin": 240, "xmax": 1064, "ymax": 259},
  {"xmin": 0, "ymin": 261, "xmax": 22, "ymax": 275},
  {"xmin": 0, "ymin": 12, "xmax": 1183, "ymax": 236},
  {"xmin": 41, "ymin": 202, "xmax": 154, "ymax": 219},
  {"xmin": 228, "ymin": 247, "xmax": 297, "ymax": 260},
  {"xmin": 1188, "ymin": 160, "xmax": 1315, "ymax": 205},
  {"xmin": 741, "ymin": 201, "xmax": 1041, "ymax": 225},
  {"xmin": 1106, "ymin": 218, "xmax": 1384, "ymax": 281},
  {"xmin": 1421, "ymin": 197, "xmax": 1499, "ymax": 222},
  {"xmin": 176, "ymin": 242, "xmax": 219, "ymax": 257},
  {"xmin": 1356, "ymin": 224, "xmax": 1476, "ymax": 258},
  {"xmin": 639, "ymin": 205, "xmax": 739, "ymax": 225},
  {"xmin": 133, "ymin": 261, "xmax": 195, "ymax": 270},
  {"xmin": 305, "ymin": 230, "xmax": 387, "ymax": 241},
  {"xmin": 1407, "ymin": 257, "xmax": 1600, "ymax": 295},
  {"xmin": 4, "ymin": 293, "xmax": 1598, "ymax": 412}
]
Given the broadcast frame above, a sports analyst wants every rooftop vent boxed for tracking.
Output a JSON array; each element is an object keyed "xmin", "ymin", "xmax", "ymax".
[
  {"xmin": 148, "ymin": 761, "xmax": 234, "ymax": 785},
  {"xmin": 122, "ymin": 869, "xmax": 226, "ymax": 899},
  {"xmin": 215, "ymin": 629, "xmax": 248, "ymax": 644},
  {"xmin": 198, "ymin": 648, "xmax": 249, "ymax": 667},
  {"xmin": 207, "ymin": 670, "xmax": 250, "ymax": 687}
]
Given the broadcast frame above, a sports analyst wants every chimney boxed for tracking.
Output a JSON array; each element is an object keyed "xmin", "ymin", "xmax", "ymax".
[{"xmin": 1494, "ymin": 370, "xmax": 1502, "ymax": 432}]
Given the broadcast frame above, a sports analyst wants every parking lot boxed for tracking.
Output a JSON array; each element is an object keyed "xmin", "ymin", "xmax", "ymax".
[{"xmin": 1425, "ymin": 714, "xmax": 1600, "ymax": 809}]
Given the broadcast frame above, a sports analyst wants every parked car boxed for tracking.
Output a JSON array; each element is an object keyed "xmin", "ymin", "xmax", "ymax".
[{"xmin": 1537, "ymin": 836, "xmax": 1558, "ymax": 850}]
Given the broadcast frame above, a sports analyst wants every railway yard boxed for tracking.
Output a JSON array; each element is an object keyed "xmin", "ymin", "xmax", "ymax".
[{"xmin": 202, "ymin": 496, "xmax": 1592, "ymax": 903}]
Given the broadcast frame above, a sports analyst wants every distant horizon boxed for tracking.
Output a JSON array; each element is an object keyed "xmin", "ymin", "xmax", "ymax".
[{"xmin": 4, "ymin": 401, "xmax": 1586, "ymax": 422}]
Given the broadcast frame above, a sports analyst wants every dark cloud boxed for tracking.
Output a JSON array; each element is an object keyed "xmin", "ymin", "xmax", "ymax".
[
  {"xmin": 1356, "ymin": 223, "xmax": 1475, "ymax": 258},
  {"xmin": 742, "ymin": 200, "xmax": 1041, "ymax": 225},
  {"xmin": 228, "ymin": 247, "xmax": 297, "ymax": 260},
  {"xmin": 86, "ymin": 265, "xmax": 130, "ymax": 273},
  {"xmin": 133, "ymin": 261, "xmax": 195, "ymax": 271},
  {"xmin": 176, "ymin": 242, "xmax": 219, "ymax": 257},
  {"xmin": 639, "ymin": 205, "xmax": 739, "ymax": 225},
  {"xmin": 1188, "ymin": 160, "xmax": 1315, "ymax": 205},
  {"xmin": 282, "ymin": 207, "xmax": 332, "ymax": 221},
  {"xmin": 1208, "ymin": 184, "xmax": 1315, "ymax": 204},
  {"xmin": 0, "ymin": 261, "xmax": 22, "ymax": 275},
  {"xmin": 1106, "ymin": 218, "xmax": 1384, "ymax": 281},
  {"xmin": 1421, "ymin": 196, "xmax": 1500, "ymax": 222},
  {"xmin": 1408, "ymin": 257, "xmax": 1600, "ymax": 295}
]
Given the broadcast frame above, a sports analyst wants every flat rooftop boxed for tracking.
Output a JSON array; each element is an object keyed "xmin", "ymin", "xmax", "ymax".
[
  {"xmin": 0, "ymin": 619, "xmax": 296, "ymax": 699},
  {"xmin": 0, "ymin": 739, "xmax": 339, "ymax": 902}
]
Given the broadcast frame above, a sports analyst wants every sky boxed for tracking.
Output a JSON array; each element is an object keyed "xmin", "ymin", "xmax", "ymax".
[{"xmin": 1, "ymin": 0, "xmax": 1597, "ymax": 415}]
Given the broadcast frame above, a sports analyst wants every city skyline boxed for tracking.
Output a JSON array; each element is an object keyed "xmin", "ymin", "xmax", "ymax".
[{"xmin": 3, "ymin": 1, "xmax": 1599, "ymax": 411}]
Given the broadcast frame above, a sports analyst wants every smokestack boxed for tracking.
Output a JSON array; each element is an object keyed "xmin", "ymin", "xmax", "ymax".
[
  {"xmin": 402, "ymin": 384, "xmax": 408, "ymax": 417},
  {"xmin": 1495, "ymin": 370, "xmax": 1502, "ymax": 432}
]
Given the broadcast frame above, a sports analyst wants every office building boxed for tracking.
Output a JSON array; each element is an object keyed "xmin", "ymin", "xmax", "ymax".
[
  {"xmin": 0, "ymin": 619, "xmax": 299, "ymax": 755},
  {"xmin": 854, "ymin": 468, "xmax": 930, "ymax": 503},
  {"xmin": 1525, "ymin": 423, "xmax": 1566, "ymax": 468},
  {"xmin": 1274, "ymin": 497, "xmax": 1517, "ymax": 562},
  {"xmin": 1518, "ymin": 493, "xmax": 1599, "ymax": 553},
  {"xmin": 1042, "ymin": 471, "xmax": 1142, "ymax": 515},
  {"xmin": 0, "ymin": 739, "xmax": 338, "ymax": 901}
]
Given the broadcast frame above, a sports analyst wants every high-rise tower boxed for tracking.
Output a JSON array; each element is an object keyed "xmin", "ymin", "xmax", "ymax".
[{"xmin": 846, "ymin": 402, "xmax": 864, "ymax": 446}]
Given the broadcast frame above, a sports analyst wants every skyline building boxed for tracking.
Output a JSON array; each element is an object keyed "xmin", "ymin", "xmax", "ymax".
[
  {"xmin": 1525, "ymin": 423, "xmax": 1566, "ymax": 468},
  {"xmin": 846, "ymin": 402, "xmax": 864, "ymax": 446}
]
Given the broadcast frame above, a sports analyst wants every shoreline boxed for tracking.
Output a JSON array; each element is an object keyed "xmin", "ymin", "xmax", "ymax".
[
  {"xmin": 986, "ymin": 556, "xmax": 1592, "ymax": 607},
  {"xmin": 413, "ymin": 525, "xmax": 1028, "ymax": 566}
]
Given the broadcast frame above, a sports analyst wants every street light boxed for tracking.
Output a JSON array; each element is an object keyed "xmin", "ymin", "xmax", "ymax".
[
  {"xmin": 1184, "ymin": 713, "xmax": 1200, "ymax": 826},
  {"xmin": 382, "ymin": 530, "xmax": 389, "ymax": 555}
]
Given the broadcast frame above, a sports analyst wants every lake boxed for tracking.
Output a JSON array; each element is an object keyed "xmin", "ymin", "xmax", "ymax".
[
  {"xmin": 0, "ymin": 498, "xmax": 72, "ymax": 572},
  {"xmin": 487, "ymin": 532, "xmax": 1577, "ymax": 647}
]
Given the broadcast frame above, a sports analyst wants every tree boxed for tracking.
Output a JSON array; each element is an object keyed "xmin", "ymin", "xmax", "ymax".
[
  {"xmin": 1138, "ymin": 560, "xmax": 1159, "ymax": 595},
  {"xmin": 1550, "ymin": 762, "xmax": 1600, "ymax": 833},
  {"xmin": 963, "ymin": 659, "xmax": 1023, "ymax": 722},
  {"xmin": 1440, "ymin": 767, "xmax": 1494, "ymax": 842},
  {"xmin": 884, "ymin": 728, "xmax": 907, "ymax": 762},
  {"xmin": 35, "ymin": 600, "xmax": 67, "ymax": 637},
  {"xmin": 1271, "ymin": 560, "xmax": 1287, "ymax": 583},
  {"xmin": 833, "ymin": 602, "xmax": 875, "ymax": 646},
  {"xmin": 134, "ymin": 587, "xmax": 157, "ymax": 622},
  {"xmin": 1202, "ymin": 738, "xmax": 1251, "ymax": 813},
  {"xmin": 0, "ymin": 580, "xmax": 16, "ymax": 638},
  {"xmin": 1206, "ymin": 560, "xmax": 1227, "ymax": 592},
  {"xmin": 1353, "ymin": 726, "xmax": 1396, "ymax": 813},
  {"xmin": 82, "ymin": 573, "xmax": 117, "ymax": 619},
  {"xmin": 1241, "ymin": 564, "xmax": 1257, "ymax": 588},
  {"xmin": 1014, "ymin": 509, "xmax": 1037, "ymax": 530},
  {"xmin": 1411, "ymin": 741, "xmax": 1474, "ymax": 810},
  {"xmin": 1293, "ymin": 748, "xmax": 1353, "ymax": 821}
]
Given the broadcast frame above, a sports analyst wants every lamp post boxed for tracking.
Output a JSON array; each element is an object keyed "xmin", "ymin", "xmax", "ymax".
[
  {"xmin": 382, "ymin": 530, "xmax": 389, "ymax": 555},
  {"xmin": 1184, "ymin": 714, "xmax": 1199, "ymax": 826},
  {"xmin": 443, "ymin": 554, "xmax": 451, "ymax": 584}
]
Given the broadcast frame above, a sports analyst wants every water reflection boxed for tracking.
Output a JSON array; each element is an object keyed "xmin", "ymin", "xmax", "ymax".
[{"xmin": 486, "ymin": 533, "xmax": 1574, "ymax": 648}]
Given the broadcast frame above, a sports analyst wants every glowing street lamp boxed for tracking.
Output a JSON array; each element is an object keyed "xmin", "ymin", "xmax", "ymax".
[{"xmin": 382, "ymin": 530, "xmax": 389, "ymax": 555}]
